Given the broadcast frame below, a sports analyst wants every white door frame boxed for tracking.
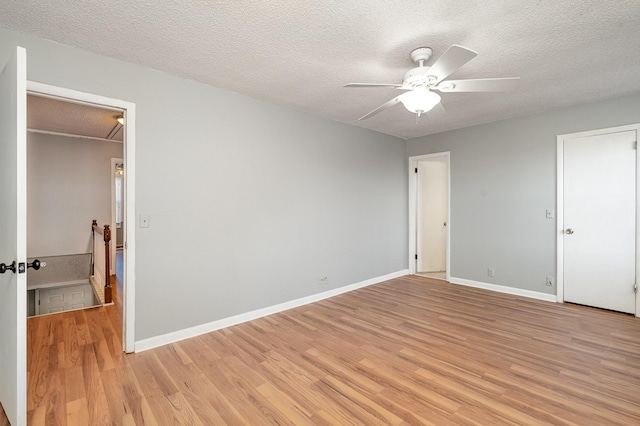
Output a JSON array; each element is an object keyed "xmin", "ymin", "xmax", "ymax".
[
  {"xmin": 111, "ymin": 157, "xmax": 123, "ymax": 273},
  {"xmin": 27, "ymin": 81, "xmax": 137, "ymax": 351},
  {"xmin": 556, "ymin": 123, "xmax": 640, "ymax": 317},
  {"xmin": 408, "ymin": 152, "xmax": 451, "ymax": 279}
]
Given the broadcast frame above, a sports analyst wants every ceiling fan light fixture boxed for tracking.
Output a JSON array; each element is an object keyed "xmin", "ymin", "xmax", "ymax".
[
  {"xmin": 345, "ymin": 45, "xmax": 519, "ymax": 120},
  {"xmin": 399, "ymin": 89, "xmax": 441, "ymax": 114}
]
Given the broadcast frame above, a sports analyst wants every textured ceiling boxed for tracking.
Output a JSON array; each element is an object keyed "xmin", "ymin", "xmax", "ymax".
[
  {"xmin": 3, "ymin": 1, "xmax": 640, "ymax": 139},
  {"xmin": 27, "ymin": 95, "xmax": 123, "ymax": 141}
]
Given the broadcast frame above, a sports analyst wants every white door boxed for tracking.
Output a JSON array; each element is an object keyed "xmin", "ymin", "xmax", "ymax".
[
  {"xmin": 563, "ymin": 129, "xmax": 636, "ymax": 313},
  {"xmin": 417, "ymin": 158, "xmax": 447, "ymax": 273},
  {"xmin": 37, "ymin": 283, "xmax": 96, "ymax": 315},
  {"xmin": 0, "ymin": 46, "xmax": 28, "ymax": 426}
]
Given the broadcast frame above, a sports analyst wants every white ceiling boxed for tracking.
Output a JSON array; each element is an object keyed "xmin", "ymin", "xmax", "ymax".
[
  {"xmin": 28, "ymin": 95, "xmax": 123, "ymax": 142},
  {"xmin": 3, "ymin": 1, "xmax": 640, "ymax": 139}
]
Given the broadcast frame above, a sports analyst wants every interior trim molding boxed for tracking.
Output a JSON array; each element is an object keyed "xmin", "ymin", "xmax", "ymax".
[
  {"xmin": 135, "ymin": 269, "xmax": 409, "ymax": 352},
  {"xmin": 449, "ymin": 276, "xmax": 557, "ymax": 303},
  {"xmin": 27, "ymin": 80, "xmax": 137, "ymax": 353}
]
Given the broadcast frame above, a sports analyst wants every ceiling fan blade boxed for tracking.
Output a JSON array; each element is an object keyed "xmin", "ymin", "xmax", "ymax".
[
  {"xmin": 426, "ymin": 45, "xmax": 477, "ymax": 83},
  {"xmin": 435, "ymin": 77, "xmax": 520, "ymax": 92},
  {"xmin": 359, "ymin": 96, "xmax": 402, "ymax": 120},
  {"xmin": 344, "ymin": 83, "xmax": 405, "ymax": 88}
]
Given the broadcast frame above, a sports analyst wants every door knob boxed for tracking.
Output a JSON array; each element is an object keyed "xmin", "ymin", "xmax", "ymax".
[
  {"xmin": 565, "ymin": 228, "xmax": 574, "ymax": 234},
  {"xmin": 0, "ymin": 261, "xmax": 16, "ymax": 274},
  {"xmin": 27, "ymin": 259, "xmax": 42, "ymax": 270}
]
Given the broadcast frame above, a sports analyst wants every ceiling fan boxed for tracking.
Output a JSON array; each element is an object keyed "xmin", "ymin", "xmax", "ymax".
[{"xmin": 344, "ymin": 45, "xmax": 520, "ymax": 120}]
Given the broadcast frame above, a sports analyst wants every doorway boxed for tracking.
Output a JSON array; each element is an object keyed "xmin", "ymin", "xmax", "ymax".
[
  {"xmin": 408, "ymin": 152, "xmax": 450, "ymax": 280},
  {"xmin": 557, "ymin": 124, "xmax": 640, "ymax": 315},
  {"xmin": 27, "ymin": 94, "xmax": 123, "ymax": 317},
  {"xmin": 112, "ymin": 158, "xmax": 124, "ymax": 258},
  {"xmin": 27, "ymin": 81, "xmax": 136, "ymax": 351},
  {"xmin": 0, "ymin": 47, "xmax": 136, "ymax": 424}
]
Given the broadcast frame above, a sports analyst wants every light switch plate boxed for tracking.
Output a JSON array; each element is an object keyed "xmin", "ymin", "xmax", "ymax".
[
  {"xmin": 546, "ymin": 209, "xmax": 554, "ymax": 219},
  {"xmin": 140, "ymin": 214, "xmax": 150, "ymax": 228}
]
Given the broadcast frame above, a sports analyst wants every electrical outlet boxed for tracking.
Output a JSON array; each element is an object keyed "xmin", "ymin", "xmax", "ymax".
[
  {"xmin": 546, "ymin": 276, "xmax": 554, "ymax": 286},
  {"xmin": 487, "ymin": 268, "xmax": 495, "ymax": 277}
]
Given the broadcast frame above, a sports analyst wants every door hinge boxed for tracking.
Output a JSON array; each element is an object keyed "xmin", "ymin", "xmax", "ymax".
[
  {"xmin": 634, "ymin": 141, "xmax": 637, "ymax": 150},
  {"xmin": 415, "ymin": 167, "xmax": 418, "ymax": 173},
  {"xmin": 415, "ymin": 254, "xmax": 418, "ymax": 260},
  {"xmin": 634, "ymin": 284, "xmax": 638, "ymax": 294}
]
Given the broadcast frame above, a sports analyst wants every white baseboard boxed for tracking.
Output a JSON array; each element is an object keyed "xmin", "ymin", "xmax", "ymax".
[
  {"xmin": 449, "ymin": 277, "xmax": 557, "ymax": 303},
  {"xmin": 135, "ymin": 269, "xmax": 409, "ymax": 352}
]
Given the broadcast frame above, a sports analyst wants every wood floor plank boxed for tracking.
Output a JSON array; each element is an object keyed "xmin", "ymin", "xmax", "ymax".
[
  {"xmin": 163, "ymin": 391, "xmax": 205, "ymax": 426},
  {"xmin": 100, "ymin": 366, "xmax": 138, "ymax": 424},
  {"xmin": 256, "ymin": 381, "xmax": 315, "ymax": 425},
  {"xmin": 7, "ymin": 269, "xmax": 640, "ymax": 425},
  {"xmin": 66, "ymin": 397, "xmax": 89, "ymax": 425},
  {"xmin": 118, "ymin": 361, "xmax": 159, "ymax": 425},
  {"xmin": 153, "ymin": 345, "xmax": 231, "ymax": 425},
  {"xmin": 26, "ymin": 336, "xmax": 51, "ymax": 411},
  {"xmin": 39, "ymin": 368, "xmax": 66, "ymax": 426},
  {"xmin": 81, "ymin": 344, "xmax": 112, "ymax": 425},
  {"xmin": 62, "ymin": 314, "xmax": 82, "ymax": 368}
]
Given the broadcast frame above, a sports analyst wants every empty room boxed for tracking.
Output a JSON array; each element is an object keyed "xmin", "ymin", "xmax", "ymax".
[{"xmin": 1, "ymin": 1, "xmax": 639, "ymax": 425}]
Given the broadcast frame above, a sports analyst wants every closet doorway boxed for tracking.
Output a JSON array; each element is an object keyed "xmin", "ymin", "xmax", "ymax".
[{"xmin": 409, "ymin": 152, "xmax": 450, "ymax": 281}]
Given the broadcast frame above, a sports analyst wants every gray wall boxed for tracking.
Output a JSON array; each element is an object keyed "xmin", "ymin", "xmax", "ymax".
[
  {"xmin": 407, "ymin": 93, "xmax": 640, "ymax": 294},
  {"xmin": 27, "ymin": 132, "xmax": 122, "ymax": 257},
  {"xmin": 0, "ymin": 26, "xmax": 407, "ymax": 341}
]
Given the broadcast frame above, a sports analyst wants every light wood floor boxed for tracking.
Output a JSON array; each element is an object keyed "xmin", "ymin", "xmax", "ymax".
[
  {"xmin": 4, "ymin": 274, "xmax": 640, "ymax": 425},
  {"xmin": 417, "ymin": 271, "xmax": 446, "ymax": 281}
]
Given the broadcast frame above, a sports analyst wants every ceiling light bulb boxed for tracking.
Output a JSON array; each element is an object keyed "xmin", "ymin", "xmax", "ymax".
[
  {"xmin": 116, "ymin": 115, "xmax": 125, "ymax": 125},
  {"xmin": 399, "ymin": 89, "xmax": 441, "ymax": 114}
]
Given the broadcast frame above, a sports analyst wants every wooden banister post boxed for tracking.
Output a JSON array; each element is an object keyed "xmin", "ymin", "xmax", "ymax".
[
  {"xmin": 91, "ymin": 220, "xmax": 97, "ymax": 275},
  {"xmin": 103, "ymin": 224, "xmax": 112, "ymax": 304}
]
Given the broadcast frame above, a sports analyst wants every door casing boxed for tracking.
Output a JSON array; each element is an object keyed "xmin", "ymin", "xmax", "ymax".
[
  {"xmin": 408, "ymin": 152, "xmax": 451, "ymax": 279},
  {"xmin": 27, "ymin": 81, "xmax": 137, "ymax": 350},
  {"xmin": 556, "ymin": 123, "xmax": 640, "ymax": 317}
]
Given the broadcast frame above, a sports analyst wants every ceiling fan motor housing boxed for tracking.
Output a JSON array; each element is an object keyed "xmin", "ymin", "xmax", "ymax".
[
  {"xmin": 410, "ymin": 47, "xmax": 433, "ymax": 64},
  {"xmin": 403, "ymin": 67, "xmax": 437, "ymax": 89}
]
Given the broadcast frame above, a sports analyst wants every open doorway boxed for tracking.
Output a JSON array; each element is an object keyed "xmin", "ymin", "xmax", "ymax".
[
  {"xmin": 112, "ymin": 158, "xmax": 124, "ymax": 254},
  {"xmin": 26, "ymin": 94, "xmax": 124, "ymax": 317},
  {"xmin": 408, "ymin": 152, "xmax": 450, "ymax": 281},
  {"xmin": 25, "ymin": 81, "xmax": 135, "ymax": 353}
]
